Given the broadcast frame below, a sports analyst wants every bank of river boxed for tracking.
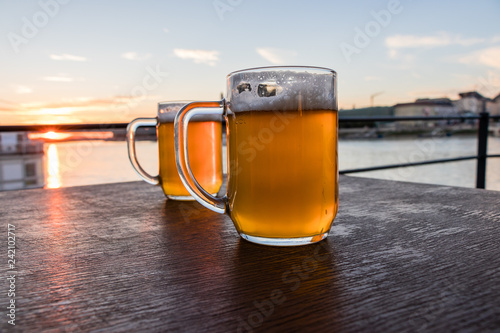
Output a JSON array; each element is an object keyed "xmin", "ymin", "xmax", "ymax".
[{"xmin": 42, "ymin": 135, "xmax": 500, "ymax": 191}]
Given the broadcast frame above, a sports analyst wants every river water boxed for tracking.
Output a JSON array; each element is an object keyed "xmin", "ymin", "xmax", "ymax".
[{"xmin": 44, "ymin": 135, "xmax": 500, "ymax": 191}]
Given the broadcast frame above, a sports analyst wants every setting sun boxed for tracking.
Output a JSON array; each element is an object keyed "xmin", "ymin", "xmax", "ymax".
[
  {"xmin": 27, "ymin": 131, "xmax": 113, "ymax": 141},
  {"xmin": 45, "ymin": 131, "xmax": 59, "ymax": 140},
  {"xmin": 28, "ymin": 131, "xmax": 72, "ymax": 141}
]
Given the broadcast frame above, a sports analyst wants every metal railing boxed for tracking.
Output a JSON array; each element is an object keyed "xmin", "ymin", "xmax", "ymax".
[
  {"xmin": 338, "ymin": 112, "xmax": 500, "ymax": 189},
  {"xmin": 0, "ymin": 114, "xmax": 499, "ymax": 189}
]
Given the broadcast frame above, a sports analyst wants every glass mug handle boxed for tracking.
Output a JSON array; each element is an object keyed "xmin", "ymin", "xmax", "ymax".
[
  {"xmin": 126, "ymin": 118, "xmax": 160, "ymax": 185},
  {"xmin": 174, "ymin": 100, "xmax": 226, "ymax": 213}
]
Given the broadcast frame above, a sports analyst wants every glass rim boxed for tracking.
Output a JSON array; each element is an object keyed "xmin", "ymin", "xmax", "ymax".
[
  {"xmin": 158, "ymin": 100, "xmax": 193, "ymax": 107},
  {"xmin": 227, "ymin": 66, "xmax": 336, "ymax": 77}
]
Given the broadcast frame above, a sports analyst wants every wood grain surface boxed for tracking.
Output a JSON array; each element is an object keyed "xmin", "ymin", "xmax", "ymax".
[{"xmin": 0, "ymin": 176, "xmax": 499, "ymax": 332}]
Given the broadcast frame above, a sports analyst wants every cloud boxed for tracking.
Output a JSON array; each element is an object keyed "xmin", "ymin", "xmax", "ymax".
[
  {"xmin": 0, "ymin": 98, "xmax": 17, "ymax": 105},
  {"xmin": 0, "ymin": 95, "xmax": 153, "ymax": 116},
  {"xmin": 163, "ymin": 28, "xmax": 169, "ymax": 33},
  {"xmin": 256, "ymin": 47, "xmax": 297, "ymax": 65},
  {"xmin": 386, "ymin": 49, "xmax": 416, "ymax": 66},
  {"xmin": 491, "ymin": 35, "xmax": 500, "ymax": 44},
  {"xmin": 15, "ymin": 86, "xmax": 32, "ymax": 94},
  {"xmin": 0, "ymin": 95, "xmax": 163, "ymax": 124},
  {"xmin": 0, "ymin": 99, "xmax": 18, "ymax": 112},
  {"xmin": 386, "ymin": 32, "xmax": 485, "ymax": 49},
  {"xmin": 458, "ymin": 46, "xmax": 500, "ymax": 69},
  {"xmin": 173, "ymin": 49, "xmax": 219, "ymax": 66},
  {"xmin": 121, "ymin": 52, "xmax": 152, "ymax": 61},
  {"xmin": 50, "ymin": 53, "xmax": 87, "ymax": 62},
  {"xmin": 43, "ymin": 75, "xmax": 74, "ymax": 82},
  {"xmin": 19, "ymin": 95, "xmax": 160, "ymax": 112},
  {"xmin": 388, "ymin": 49, "xmax": 398, "ymax": 59}
]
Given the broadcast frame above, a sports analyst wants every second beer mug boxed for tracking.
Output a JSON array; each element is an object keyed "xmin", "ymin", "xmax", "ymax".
[
  {"xmin": 127, "ymin": 101, "xmax": 223, "ymax": 200},
  {"xmin": 175, "ymin": 66, "xmax": 339, "ymax": 246}
]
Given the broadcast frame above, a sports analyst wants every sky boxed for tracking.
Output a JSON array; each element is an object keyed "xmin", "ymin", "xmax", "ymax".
[{"xmin": 1, "ymin": 0, "xmax": 500, "ymax": 125}]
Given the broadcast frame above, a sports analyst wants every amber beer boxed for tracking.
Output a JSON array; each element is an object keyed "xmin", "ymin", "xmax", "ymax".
[
  {"xmin": 227, "ymin": 109, "xmax": 338, "ymax": 239},
  {"xmin": 127, "ymin": 101, "xmax": 222, "ymax": 200},
  {"xmin": 175, "ymin": 66, "xmax": 338, "ymax": 246},
  {"xmin": 158, "ymin": 120, "xmax": 222, "ymax": 197}
]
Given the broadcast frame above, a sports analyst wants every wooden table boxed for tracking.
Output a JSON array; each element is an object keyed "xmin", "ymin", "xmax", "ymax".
[{"xmin": 1, "ymin": 176, "xmax": 499, "ymax": 332}]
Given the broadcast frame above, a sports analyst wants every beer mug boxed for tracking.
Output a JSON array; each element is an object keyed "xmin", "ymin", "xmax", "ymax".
[
  {"xmin": 175, "ymin": 67, "xmax": 338, "ymax": 246},
  {"xmin": 127, "ymin": 101, "xmax": 223, "ymax": 200}
]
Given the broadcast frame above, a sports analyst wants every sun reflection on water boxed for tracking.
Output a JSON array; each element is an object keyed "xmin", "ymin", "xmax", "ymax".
[{"xmin": 46, "ymin": 144, "xmax": 61, "ymax": 189}]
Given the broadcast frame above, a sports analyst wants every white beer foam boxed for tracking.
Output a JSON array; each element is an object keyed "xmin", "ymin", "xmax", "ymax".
[
  {"xmin": 158, "ymin": 102, "xmax": 222, "ymax": 123},
  {"xmin": 227, "ymin": 69, "xmax": 337, "ymax": 112}
]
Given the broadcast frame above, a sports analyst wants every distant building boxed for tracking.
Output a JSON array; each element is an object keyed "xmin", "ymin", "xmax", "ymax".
[
  {"xmin": 394, "ymin": 98, "xmax": 457, "ymax": 117},
  {"xmin": 393, "ymin": 98, "xmax": 458, "ymax": 126},
  {"xmin": 487, "ymin": 93, "xmax": 500, "ymax": 116},
  {"xmin": 392, "ymin": 91, "xmax": 500, "ymax": 126},
  {"xmin": 0, "ymin": 132, "xmax": 44, "ymax": 191},
  {"xmin": 343, "ymin": 90, "xmax": 500, "ymax": 129},
  {"xmin": 454, "ymin": 91, "xmax": 488, "ymax": 114}
]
